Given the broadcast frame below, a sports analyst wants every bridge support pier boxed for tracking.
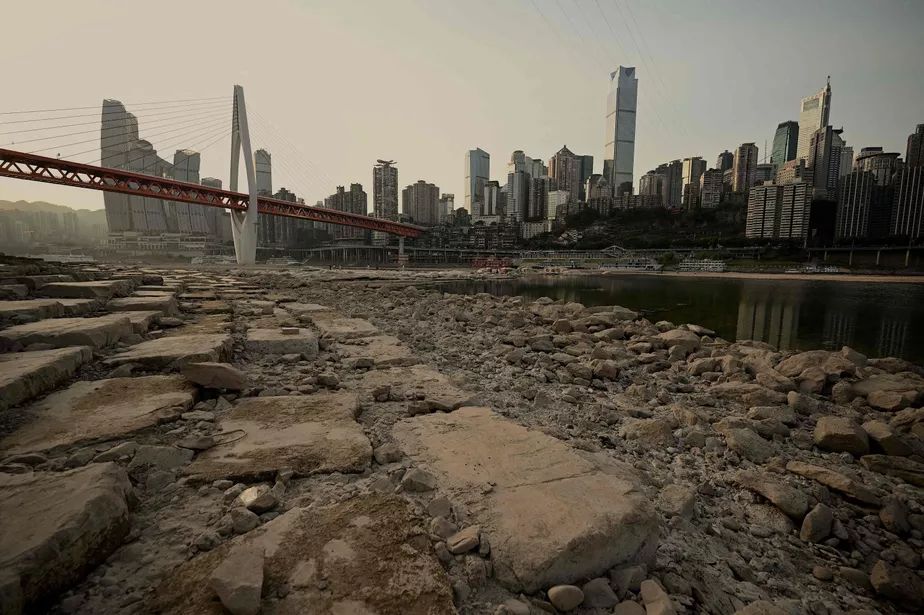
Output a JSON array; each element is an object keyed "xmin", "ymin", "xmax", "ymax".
[{"xmin": 228, "ymin": 85, "xmax": 259, "ymax": 266}]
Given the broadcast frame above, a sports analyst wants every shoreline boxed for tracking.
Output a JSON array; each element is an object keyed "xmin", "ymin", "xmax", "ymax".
[{"xmin": 592, "ymin": 269, "xmax": 924, "ymax": 284}]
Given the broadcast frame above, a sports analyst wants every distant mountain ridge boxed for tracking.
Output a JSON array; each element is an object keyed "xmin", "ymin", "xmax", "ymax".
[{"xmin": 0, "ymin": 199, "xmax": 104, "ymax": 215}]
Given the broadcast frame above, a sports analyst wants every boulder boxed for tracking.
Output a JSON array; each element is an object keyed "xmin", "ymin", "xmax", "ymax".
[
  {"xmin": 209, "ymin": 544, "xmax": 264, "ymax": 615},
  {"xmin": 548, "ymin": 585, "xmax": 584, "ymax": 611},
  {"xmin": 813, "ymin": 416, "xmax": 869, "ymax": 455},
  {"xmin": 869, "ymin": 559, "xmax": 924, "ymax": 607},
  {"xmin": 722, "ymin": 428, "xmax": 775, "ymax": 463},
  {"xmin": 734, "ymin": 471, "xmax": 809, "ymax": 519},
  {"xmin": 657, "ymin": 329, "xmax": 700, "ymax": 354},
  {"xmin": 786, "ymin": 460, "xmax": 881, "ymax": 506},
  {"xmin": 799, "ymin": 503, "xmax": 833, "ymax": 543},
  {"xmin": 862, "ymin": 420, "xmax": 913, "ymax": 456},
  {"xmin": 860, "ymin": 455, "xmax": 924, "ymax": 487},
  {"xmin": 640, "ymin": 580, "xmax": 676, "ymax": 615},
  {"xmin": 181, "ymin": 362, "xmax": 247, "ymax": 390}
]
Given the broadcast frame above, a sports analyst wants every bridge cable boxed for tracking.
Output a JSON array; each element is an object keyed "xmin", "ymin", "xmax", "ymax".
[
  {"xmin": 0, "ymin": 100, "xmax": 229, "ymax": 134},
  {"xmin": 0, "ymin": 96, "xmax": 226, "ymax": 116}
]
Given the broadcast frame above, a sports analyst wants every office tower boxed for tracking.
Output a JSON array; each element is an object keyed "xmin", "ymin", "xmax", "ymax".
[
  {"xmin": 402, "ymin": 180, "xmax": 440, "ymax": 226},
  {"xmin": 548, "ymin": 146, "xmax": 582, "ymax": 203},
  {"xmin": 716, "ymin": 150, "xmax": 734, "ymax": 173},
  {"xmin": 200, "ymin": 177, "xmax": 225, "ymax": 238},
  {"xmin": 580, "ymin": 155, "xmax": 594, "ymax": 200},
  {"xmin": 254, "ymin": 149, "xmax": 276, "ymax": 246},
  {"xmin": 639, "ymin": 171, "xmax": 665, "ymax": 199},
  {"xmin": 680, "ymin": 157, "xmax": 706, "ymax": 209},
  {"xmin": 699, "ymin": 169, "xmax": 724, "ymax": 208},
  {"xmin": 464, "ymin": 148, "xmax": 490, "ymax": 213},
  {"xmin": 855, "ymin": 148, "xmax": 901, "ymax": 186},
  {"xmin": 754, "ymin": 163, "xmax": 775, "ymax": 185},
  {"xmin": 527, "ymin": 176, "xmax": 552, "ymax": 220},
  {"xmin": 808, "ymin": 126, "xmax": 847, "ymax": 197},
  {"xmin": 506, "ymin": 170, "xmax": 530, "ymax": 222},
  {"xmin": 907, "ymin": 124, "xmax": 924, "ymax": 168},
  {"xmin": 170, "ymin": 149, "xmax": 213, "ymax": 236},
  {"xmin": 438, "ymin": 193, "xmax": 455, "ymax": 223},
  {"xmin": 507, "ymin": 150, "xmax": 546, "ymax": 177},
  {"xmin": 746, "ymin": 184, "xmax": 779, "ymax": 238},
  {"xmin": 776, "ymin": 159, "xmax": 813, "ymax": 185},
  {"xmin": 891, "ymin": 166, "xmax": 924, "ymax": 239},
  {"xmin": 797, "ymin": 78, "xmax": 832, "ymax": 160},
  {"xmin": 373, "ymin": 160, "xmax": 399, "ymax": 220},
  {"xmin": 325, "ymin": 184, "xmax": 368, "ymax": 241},
  {"xmin": 604, "ymin": 66, "xmax": 638, "ymax": 191},
  {"xmin": 771, "ymin": 121, "xmax": 799, "ymax": 168},
  {"xmin": 547, "ymin": 190, "xmax": 570, "ymax": 220},
  {"xmin": 733, "ymin": 143, "xmax": 759, "ymax": 192},
  {"xmin": 839, "ymin": 146, "xmax": 854, "ymax": 179},
  {"xmin": 662, "ymin": 160, "xmax": 684, "ymax": 207}
]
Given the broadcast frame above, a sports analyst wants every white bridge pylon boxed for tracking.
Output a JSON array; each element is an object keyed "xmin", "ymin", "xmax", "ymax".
[{"xmin": 228, "ymin": 85, "xmax": 259, "ymax": 265}]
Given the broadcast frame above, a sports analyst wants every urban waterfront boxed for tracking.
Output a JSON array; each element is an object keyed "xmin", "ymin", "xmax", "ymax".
[{"xmin": 444, "ymin": 273, "xmax": 924, "ymax": 363}]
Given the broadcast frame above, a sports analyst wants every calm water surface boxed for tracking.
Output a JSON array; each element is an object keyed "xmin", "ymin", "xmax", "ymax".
[{"xmin": 442, "ymin": 274, "xmax": 924, "ymax": 364}]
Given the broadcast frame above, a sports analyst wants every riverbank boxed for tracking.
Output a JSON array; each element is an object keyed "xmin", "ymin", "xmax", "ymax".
[
  {"xmin": 1, "ymin": 262, "xmax": 923, "ymax": 613},
  {"xmin": 597, "ymin": 269, "xmax": 924, "ymax": 284}
]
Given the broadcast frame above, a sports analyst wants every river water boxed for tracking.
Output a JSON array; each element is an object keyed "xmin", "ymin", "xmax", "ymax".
[{"xmin": 441, "ymin": 274, "xmax": 924, "ymax": 364}]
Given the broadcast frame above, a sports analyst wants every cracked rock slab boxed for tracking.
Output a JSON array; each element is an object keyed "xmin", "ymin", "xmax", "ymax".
[
  {"xmin": 336, "ymin": 335, "xmax": 419, "ymax": 368},
  {"xmin": 308, "ymin": 312, "xmax": 379, "ymax": 340},
  {"xmin": 184, "ymin": 391, "xmax": 371, "ymax": 483},
  {"xmin": 38, "ymin": 280, "xmax": 132, "ymax": 299},
  {"xmin": 393, "ymin": 406, "xmax": 659, "ymax": 592},
  {"xmin": 0, "ymin": 346, "xmax": 93, "ymax": 412},
  {"xmin": 154, "ymin": 494, "xmax": 453, "ymax": 615},
  {"xmin": 103, "ymin": 333, "xmax": 231, "ymax": 369},
  {"xmin": 1, "ymin": 375, "xmax": 196, "ymax": 455},
  {"xmin": 358, "ymin": 365, "xmax": 474, "ymax": 410},
  {"xmin": 0, "ymin": 314, "xmax": 133, "ymax": 352},
  {"xmin": 0, "ymin": 463, "xmax": 133, "ymax": 612},
  {"xmin": 108, "ymin": 294, "xmax": 178, "ymax": 316}
]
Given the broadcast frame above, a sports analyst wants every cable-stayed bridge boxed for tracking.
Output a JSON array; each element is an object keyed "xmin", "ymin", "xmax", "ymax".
[{"xmin": 0, "ymin": 86, "xmax": 424, "ymax": 265}]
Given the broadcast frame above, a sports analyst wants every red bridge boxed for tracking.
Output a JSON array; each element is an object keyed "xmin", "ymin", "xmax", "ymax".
[{"xmin": 0, "ymin": 147, "xmax": 425, "ymax": 238}]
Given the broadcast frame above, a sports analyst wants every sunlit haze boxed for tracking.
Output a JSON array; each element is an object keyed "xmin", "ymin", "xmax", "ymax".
[{"xmin": 2, "ymin": 0, "xmax": 923, "ymax": 210}]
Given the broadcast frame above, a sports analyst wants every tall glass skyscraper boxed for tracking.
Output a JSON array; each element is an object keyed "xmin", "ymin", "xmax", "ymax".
[
  {"xmin": 797, "ymin": 79, "xmax": 832, "ymax": 161},
  {"xmin": 604, "ymin": 66, "xmax": 638, "ymax": 193},
  {"xmin": 464, "ymin": 148, "xmax": 490, "ymax": 214},
  {"xmin": 771, "ymin": 121, "xmax": 799, "ymax": 168}
]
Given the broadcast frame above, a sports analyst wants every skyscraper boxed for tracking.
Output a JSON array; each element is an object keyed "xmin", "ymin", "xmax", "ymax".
[
  {"xmin": 891, "ymin": 166, "xmax": 924, "ymax": 239},
  {"xmin": 402, "ymin": 180, "xmax": 440, "ymax": 226},
  {"xmin": 168, "ymin": 149, "xmax": 212, "ymax": 235},
  {"xmin": 681, "ymin": 157, "xmax": 706, "ymax": 209},
  {"xmin": 771, "ymin": 121, "xmax": 799, "ymax": 168},
  {"xmin": 548, "ymin": 146, "xmax": 582, "ymax": 203},
  {"xmin": 906, "ymin": 124, "xmax": 924, "ymax": 168},
  {"xmin": 733, "ymin": 143, "xmax": 759, "ymax": 192},
  {"xmin": 325, "ymin": 184, "xmax": 367, "ymax": 241},
  {"xmin": 604, "ymin": 66, "xmax": 638, "ymax": 192},
  {"xmin": 373, "ymin": 160, "xmax": 399, "ymax": 220},
  {"xmin": 808, "ymin": 126, "xmax": 847, "ymax": 197},
  {"xmin": 797, "ymin": 79, "xmax": 832, "ymax": 161},
  {"xmin": 699, "ymin": 169, "xmax": 724, "ymax": 209},
  {"xmin": 464, "ymin": 148, "xmax": 490, "ymax": 214},
  {"xmin": 254, "ymin": 149, "xmax": 276, "ymax": 246},
  {"xmin": 715, "ymin": 150, "xmax": 734, "ymax": 173},
  {"xmin": 438, "ymin": 193, "xmax": 455, "ymax": 223}
]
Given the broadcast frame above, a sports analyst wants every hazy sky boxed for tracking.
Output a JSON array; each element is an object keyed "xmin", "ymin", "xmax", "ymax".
[{"xmin": 2, "ymin": 0, "xmax": 922, "ymax": 212}]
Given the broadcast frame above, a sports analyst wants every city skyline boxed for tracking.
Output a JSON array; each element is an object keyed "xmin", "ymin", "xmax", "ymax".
[{"xmin": 1, "ymin": 0, "xmax": 922, "ymax": 212}]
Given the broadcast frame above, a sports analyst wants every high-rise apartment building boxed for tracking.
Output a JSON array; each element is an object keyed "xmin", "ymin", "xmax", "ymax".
[
  {"xmin": 324, "ymin": 184, "xmax": 367, "ymax": 241},
  {"xmin": 907, "ymin": 124, "xmax": 924, "ymax": 168},
  {"xmin": 733, "ymin": 143, "xmax": 759, "ymax": 192},
  {"xmin": 482, "ymin": 182, "xmax": 500, "ymax": 217},
  {"xmin": 402, "ymin": 180, "xmax": 440, "ymax": 226},
  {"xmin": 604, "ymin": 66, "xmax": 638, "ymax": 192},
  {"xmin": 771, "ymin": 121, "xmax": 799, "ymax": 168},
  {"xmin": 699, "ymin": 169, "xmax": 724, "ymax": 209},
  {"xmin": 528, "ymin": 176, "xmax": 552, "ymax": 220},
  {"xmin": 836, "ymin": 171, "xmax": 876, "ymax": 240},
  {"xmin": 662, "ymin": 160, "xmax": 684, "ymax": 207},
  {"xmin": 681, "ymin": 157, "xmax": 707, "ymax": 209},
  {"xmin": 855, "ymin": 148, "xmax": 901, "ymax": 186},
  {"xmin": 507, "ymin": 150, "xmax": 546, "ymax": 177},
  {"xmin": 776, "ymin": 159, "xmax": 813, "ymax": 185},
  {"xmin": 754, "ymin": 163, "xmax": 775, "ymax": 185},
  {"xmin": 639, "ymin": 171, "xmax": 665, "ymax": 201},
  {"xmin": 547, "ymin": 190, "xmax": 570, "ymax": 220},
  {"xmin": 464, "ymin": 148, "xmax": 490, "ymax": 214},
  {"xmin": 891, "ymin": 166, "xmax": 924, "ymax": 239},
  {"xmin": 253, "ymin": 149, "xmax": 278, "ymax": 246},
  {"xmin": 548, "ymin": 146, "xmax": 583, "ymax": 203},
  {"xmin": 746, "ymin": 184, "xmax": 778, "ymax": 238},
  {"xmin": 373, "ymin": 160, "xmax": 399, "ymax": 221},
  {"xmin": 580, "ymin": 155, "xmax": 594, "ymax": 201},
  {"xmin": 778, "ymin": 182, "xmax": 812, "ymax": 240},
  {"xmin": 506, "ymin": 170, "xmax": 530, "ymax": 223},
  {"xmin": 797, "ymin": 79, "xmax": 832, "ymax": 161},
  {"xmin": 716, "ymin": 150, "xmax": 734, "ymax": 173}
]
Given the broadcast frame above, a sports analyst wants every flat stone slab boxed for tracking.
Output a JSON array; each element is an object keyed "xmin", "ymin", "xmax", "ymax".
[
  {"xmin": 0, "ymin": 463, "xmax": 133, "ymax": 611},
  {"xmin": 281, "ymin": 302, "xmax": 333, "ymax": 321},
  {"xmin": 154, "ymin": 494, "xmax": 453, "ymax": 614},
  {"xmin": 0, "ymin": 274, "xmax": 73, "ymax": 290},
  {"xmin": 0, "ymin": 299, "xmax": 65, "ymax": 324},
  {"xmin": 161, "ymin": 314, "xmax": 230, "ymax": 337},
  {"xmin": 123, "ymin": 310, "xmax": 163, "ymax": 334},
  {"xmin": 38, "ymin": 280, "xmax": 132, "ymax": 299},
  {"xmin": 108, "ymin": 294, "xmax": 178, "ymax": 315},
  {"xmin": 104, "ymin": 333, "xmax": 232, "ymax": 369},
  {"xmin": 55, "ymin": 298, "xmax": 100, "ymax": 316},
  {"xmin": 0, "ymin": 314, "xmax": 133, "ymax": 352},
  {"xmin": 184, "ymin": 392, "xmax": 371, "ymax": 483},
  {"xmin": 0, "ymin": 347, "xmax": 93, "ymax": 412},
  {"xmin": 359, "ymin": 365, "xmax": 474, "ymax": 410},
  {"xmin": 244, "ymin": 328, "xmax": 319, "ymax": 357},
  {"xmin": 393, "ymin": 406, "xmax": 659, "ymax": 592},
  {"xmin": 336, "ymin": 335, "xmax": 419, "ymax": 368},
  {"xmin": 309, "ymin": 312, "xmax": 379, "ymax": 340},
  {"xmin": 192, "ymin": 300, "xmax": 232, "ymax": 314},
  {"xmin": 1, "ymin": 375, "xmax": 196, "ymax": 455}
]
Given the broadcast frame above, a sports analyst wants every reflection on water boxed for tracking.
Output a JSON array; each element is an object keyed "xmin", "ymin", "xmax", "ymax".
[{"xmin": 441, "ymin": 274, "xmax": 924, "ymax": 363}]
